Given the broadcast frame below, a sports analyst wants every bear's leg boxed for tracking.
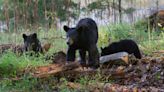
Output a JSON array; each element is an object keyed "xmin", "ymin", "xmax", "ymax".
[
  {"xmin": 66, "ymin": 47, "xmax": 76, "ymax": 63},
  {"xmin": 134, "ymin": 49, "xmax": 142, "ymax": 59},
  {"xmin": 79, "ymin": 49, "xmax": 86, "ymax": 67},
  {"xmin": 88, "ymin": 45, "xmax": 99, "ymax": 69}
]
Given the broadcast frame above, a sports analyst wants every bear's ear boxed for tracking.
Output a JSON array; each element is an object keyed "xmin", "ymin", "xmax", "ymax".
[
  {"xmin": 63, "ymin": 25, "xmax": 70, "ymax": 32},
  {"xmin": 23, "ymin": 34, "xmax": 27, "ymax": 40},
  {"xmin": 32, "ymin": 33, "xmax": 37, "ymax": 39}
]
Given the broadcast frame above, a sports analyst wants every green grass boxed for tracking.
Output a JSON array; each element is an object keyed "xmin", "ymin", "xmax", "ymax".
[
  {"xmin": 0, "ymin": 51, "xmax": 48, "ymax": 77},
  {"xmin": 0, "ymin": 77, "xmax": 38, "ymax": 92},
  {"xmin": 98, "ymin": 23, "xmax": 164, "ymax": 54}
]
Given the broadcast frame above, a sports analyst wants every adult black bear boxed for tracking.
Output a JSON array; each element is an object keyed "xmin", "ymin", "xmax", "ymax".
[
  {"xmin": 22, "ymin": 33, "xmax": 43, "ymax": 53},
  {"xmin": 63, "ymin": 18, "xmax": 99, "ymax": 69},
  {"xmin": 101, "ymin": 39, "xmax": 142, "ymax": 59}
]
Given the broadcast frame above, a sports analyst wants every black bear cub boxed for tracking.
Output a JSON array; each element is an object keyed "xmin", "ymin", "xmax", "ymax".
[
  {"xmin": 101, "ymin": 39, "xmax": 142, "ymax": 59},
  {"xmin": 22, "ymin": 33, "xmax": 43, "ymax": 53},
  {"xmin": 63, "ymin": 18, "xmax": 99, "ymax": 69}
]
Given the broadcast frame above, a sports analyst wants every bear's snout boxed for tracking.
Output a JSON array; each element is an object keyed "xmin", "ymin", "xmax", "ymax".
[
  {"xmin": 66, "ymin": 38, "xmax": 73, "ymax": 45},
  {"xmin": 66, "ymin": 42, "xmax": 70, "ymax": 45}
]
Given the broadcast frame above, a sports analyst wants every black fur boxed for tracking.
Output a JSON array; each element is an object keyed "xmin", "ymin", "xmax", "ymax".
[
  {"xmin": 63, "ymin": 18, "xmax": 99, "ymax": 68},
  {"xmin": 22, "ymin": 33, "xmax": 43, "ymax": 53},
  {"xmin": 101, "ymin": 39, "xmax": 142, "ymax": 59}
]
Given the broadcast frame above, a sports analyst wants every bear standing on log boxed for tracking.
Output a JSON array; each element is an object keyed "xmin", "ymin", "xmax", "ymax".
[{"xmin": 63, "ymin": 18, "xmax": 99, "ymax": 69}]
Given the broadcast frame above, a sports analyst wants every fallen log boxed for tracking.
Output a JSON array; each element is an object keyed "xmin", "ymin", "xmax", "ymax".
[
  {"xmin": 32, "ymin": 52, "xmax": 130, "ymax": 78},
  {"xmin": 53, "ymin": 66, "xmax": 140, "ymax": 81},
  {"xmin": 100, "ymin": 52, "xmax": 129, "ymax": 64},
  {"xmin": 33, "ymin": 62, "xmax": 80, "ymax": 78}
]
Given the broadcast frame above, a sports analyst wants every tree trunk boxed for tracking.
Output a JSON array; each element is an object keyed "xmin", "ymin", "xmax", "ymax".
[
  {"xmin": 14, "ymin": 0, "xmax": 19, "ymax": 32},
  {"xmin": 65, "ymin": 0, "xmax": 71, "ymax": 26},
  {"xmin": 24, "ymin": 0, "xmax": 28, "ymax": 30},
  {"xmin": 26, "ymin": 0, "xmax": 32, "ymax": 29},
  {"xmin": 4, "ymin": 2, "xmax": 10, "ymax": 32},
  {"xmin": 118, "ymin": 0, "xmax": 122, "ymax": 23},
  {"xmin": 155, "ymin": 0, "xmax": 159, "ymax": 31},
  {"xmin": 130, "ymin": 0, "xmax": 134, "ymax": 23},
  {"xmin": 34, "ymin": 0, "xmax": 38, "ymax": 28},
  {"xmin": 51, "ymin": 0, "xmax": 57, "ymax": 29},
  {"xmin": 43, "ymin": 0, "xmax": 49, "ymax": 31},
  {"xmin": 106, "ymin": 0, "xmax": 111, "ymax": 18},
  {"xmin": 112, "ymin": 0, "xmax": 116, "ymax": 23},
  {"xmin": 85, "ymin": 0, "xmax": 89, "ymax": 15}
]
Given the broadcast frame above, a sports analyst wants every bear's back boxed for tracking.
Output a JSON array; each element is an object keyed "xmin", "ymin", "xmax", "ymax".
[
  {"xmin": 77, "ymin": 18, "xmax": 97, "ymax": 30},
  {"xmin": 115, "ymin": 39, "xmax": 142, "ymax": 58},
  {"xmin": 114, "ymin": 40, "xmax": 138, "ymax": 52},
  {"xmin": 76, "ymin": 18, "xmax": 98, "ymax": 45},
  {"xmin": 118, "ymin": 40, "xmax": 137, "ymax": 49},
  {"xmin": 101, "ymin": 39, "xmax": 142, "ymax": 59}
]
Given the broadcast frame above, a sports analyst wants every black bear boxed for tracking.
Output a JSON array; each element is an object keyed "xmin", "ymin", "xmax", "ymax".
[
  {"xmin": 101, "ymin": 39, "xmax": 142, "ymax": 59},
  {"xmin": 63, "ymin": 18, "xmax": 99, "ymax": 69},
  {"xmin": 22, "ymin": 33, "xmax": 43, "ymax": 53}
]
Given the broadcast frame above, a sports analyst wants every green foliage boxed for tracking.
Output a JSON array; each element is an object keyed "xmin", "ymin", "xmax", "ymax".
[
  {"xmin": 45, "ymin": 0, "xmax": 79, "ymax": 22},
  {"xmin": 0, "ymin": 76, "xmax": 38, "ymax": 92},
  {"xmin": 0, "ymin": 0, "xmax": 80, "ymax": 29},
  {"xmin": 87, "ymin": 0, "xmax": 106, "ymax": 11},
  {"xmin": 98, "ymin": 24, "xmax": 136, "ymax": 48},
  {"xmin": 108, "ymin": 24, "xmax": 132, "ymax": 40},
  {"xmin": 86, "ymin": 0, "xmax": 126, "ymax": 18},
  {"xmin": 98, "ymin": 22, "xmax": 164, "ymax": 54},
  {"xmin": 98, "ymin": 23, "xmax": 137, "ymax": 48},
  {"xmin": 0, "ymin": 51, "xmax": 47, "ymax": 77},
  {"xmin": 134, "ymin": 19, "xmax": 148, "ymax": 31},
  {"xmin": 98, "ymin": 26, "xmax": 110, "ymax": 47},
  {"xmin": 140, "ymin": 32, "xmax": 164, "ymax": 54}
]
